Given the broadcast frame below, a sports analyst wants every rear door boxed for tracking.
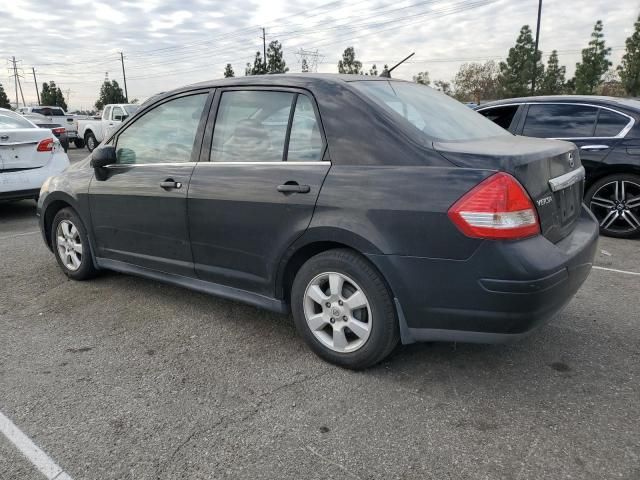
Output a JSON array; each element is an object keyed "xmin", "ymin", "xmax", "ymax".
[
  {"xmin": 88, "ymin": 90, "xmax": 212, "ymax": 276},
  {"xmin": 188, "ymin": 88, "xmax": 330, "ymax": 296}
]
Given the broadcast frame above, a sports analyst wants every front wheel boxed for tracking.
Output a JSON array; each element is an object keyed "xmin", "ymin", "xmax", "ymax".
[
  {"xmin": 51, "ymin": 208, "xmax": 98, "ymax": 280},
  {"xmin": 291, "ymin": 249, "xmax": 399, "ymax": 369},
  {"xmin": 585, "ymin": 173, "xmax": 640, "ymax": 238},
  {"xmin": 85, "ymin": 132, "xmax": 98, "ymax": 152}
]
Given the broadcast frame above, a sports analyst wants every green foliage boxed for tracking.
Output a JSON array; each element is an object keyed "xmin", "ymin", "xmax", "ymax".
[
  {"xmin": 301, "ymin": 58, "xmax": 309, "ymax": 73},
  {"xmin": 538, "ymin": 50, "xmax": 566, "ymax": 95},
  {"xmin": 498, "ymin": 25, "xmax": 543, "ymax": 97},
  {"xmin": 618, "ymin": 15, "xmax": 640, "ymax": 96},
  {"xmin": 94, "ymin": 80, "xmax": 126, "ymax": 110},
  {"xmin": 266, "ymin": 40, "xmax": 289, "ymax": 74},
  {"xmin": 413, "ymin": 71, "xmax": 430, "ymax": 85},
  {"xmin": 338, "ymin": 47, "xmax": 362, "ymax": 74},
  {"xmin": 454, "ymin": 61, "xmax": 500, "ymax": 104},
  {"xmin": 575, "ymin": 20, "xmax": 612, "ymax": 94},
  {"xmin": 40, "ymin": 81, "xmax": 68, "ymax": 111},
  {"xmin": 369, "ymin": 64, "xmax": 378, "ymax": 76},
  {"xmin": 0, "ymin": 83, "xmax": 11, "ymax": 109},
  {"xmin": 223, "ymin": 64, "xmax": 235, "ymax": 78},
  {"xmin": 246, "ymin": 51, "xmax": 267, "ymax": 75}
]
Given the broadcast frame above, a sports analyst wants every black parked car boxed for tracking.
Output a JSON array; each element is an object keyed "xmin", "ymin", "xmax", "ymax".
[
  {"xmin": 477, "ymin": 96, "xmax": 640, "ymax": 238},
  {"xmin": 37, "ymin": 75, "xmax": 598, "ymax": 369}
]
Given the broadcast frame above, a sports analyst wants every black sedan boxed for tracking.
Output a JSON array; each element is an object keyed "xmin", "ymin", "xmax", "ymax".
[
  {"xmin": 477, "ymin": 96, "xmax": 640, "ymax": 238},
  {"xmin": 37, "ymin": 75, "xmax": 598, "ymax": 368}
]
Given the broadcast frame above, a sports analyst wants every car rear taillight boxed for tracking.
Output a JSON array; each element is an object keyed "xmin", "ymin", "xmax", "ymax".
[
  {"xmin": 448, "ymin": 172, "xmax": 540, "ymax": 240},
  {"xmin": 52, "ymin": 127, "xmax": 66, "ymax": 135},
  {"xmin": 37, "ymin": 138, "xmax": 55, "ymax": 152}
]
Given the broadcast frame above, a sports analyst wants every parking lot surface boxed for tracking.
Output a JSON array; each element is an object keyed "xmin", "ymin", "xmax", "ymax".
[{"xmin": 1, "ymin": 147, "xmax": 639, "ymax": 480}]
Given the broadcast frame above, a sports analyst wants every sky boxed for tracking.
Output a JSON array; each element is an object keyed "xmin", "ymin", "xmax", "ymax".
[{"xmin": 1, "ymin": 0, "xmax": 638, "ymax": 110}]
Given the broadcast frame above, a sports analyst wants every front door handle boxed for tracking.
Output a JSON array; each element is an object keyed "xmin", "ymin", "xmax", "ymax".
[
  {"xmin": 277, "ymin": 183, "xmax": 310, "ymax": 194},
  {"xmin": 160, "ymin": 179, "xmax": 182, "ymax": 190},
  {"xmin": 580, "ymin": 144, "xmax": 610, "ymax": 152}
]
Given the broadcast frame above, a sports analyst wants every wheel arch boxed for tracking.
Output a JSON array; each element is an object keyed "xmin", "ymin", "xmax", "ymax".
[
  {"xmin": 585, "ymin": 164, "xmax": 640, "ymax": 191},
  {"xmin": 42, "ymin": 193, "xmax": 80, "ymax": 250}
]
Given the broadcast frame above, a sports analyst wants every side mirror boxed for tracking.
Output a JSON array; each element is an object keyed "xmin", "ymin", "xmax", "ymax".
[{"xmin": 90, "ymin": 145, "xmax": 117, "ymax": 168}]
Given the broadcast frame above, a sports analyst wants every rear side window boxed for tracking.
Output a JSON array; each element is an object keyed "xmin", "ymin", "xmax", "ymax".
[
  {"xmin": 211, "ymin": 91, "xmax": 295, "ymax": 162},
  {"xmin": 112, "ymin": 107, "xmax": 125, "ymax": 121},
  {"xmin": 478, "ymin": 105, "xmax": 519, "ymax": 130},
  {"xmin": 287, "ymin": 95, "xmax": 323, "ymax": 162},
  {"xmin": 115, "ymin": 93, "xmax": 208, "ymax": 164},
  {"xmin": 523, "ymin": 104, "xmax": 597, "ymax": 138},
  {"xmin": 595, "ymin": 109, "xmax": 629, "ymax": 137}
]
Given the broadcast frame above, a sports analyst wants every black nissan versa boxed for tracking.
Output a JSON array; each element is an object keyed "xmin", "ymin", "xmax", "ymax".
[{"xmin": 37, "ymin": 75, "xmax": 598, "ymax": 369}]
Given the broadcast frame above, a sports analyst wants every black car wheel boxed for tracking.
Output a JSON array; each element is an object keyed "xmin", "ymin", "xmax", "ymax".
[
  {"xmin": 291, "ymin": 249, "xmax": 399, "ymax": 369},
  {"xmin": 85, "ymin": 132, "xmax": 98, "ymax": 152},
  {"xmin": 74, "ymin": 138, "xmax": 85, "ymax": 149},
  {"xmin": 51, "ymin": 208, "xmax": 99, "ymax": 280},
  {"xmin": 585, "ymin": 173, "xmax": 640, "ymax": 238}
]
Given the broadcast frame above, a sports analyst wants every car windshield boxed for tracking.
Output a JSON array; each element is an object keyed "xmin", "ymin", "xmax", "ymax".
[
  {"xmin": 351, "ymin": 80, "xmax": 510, "ymax": 142},
  {"xmin": 124, "ymin": 105, "xmax": 139, "ymax": 115},
  {"xmin": 0, "ymin": 110, "xmax": 35, "ymax": 129}
]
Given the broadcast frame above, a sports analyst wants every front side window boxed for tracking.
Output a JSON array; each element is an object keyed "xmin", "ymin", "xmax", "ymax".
[
  {"xmin": 210, "ymin": 90, "xmax": 294, "ymax": 162},
  {"xmin": 103, "ymin": 106, "xmax": 112, "ymax": 120},
  {"xmin": 115, "ymin": 93, "xmax": 208, "ymax": 165},
  {"xmin": 351, "ymin": 80, "xmax": 509, "ymax": 142},
  {"xmin": 523, "ymin": 104, "xmax": 598, "ymax": 138},
  {"xmin": 595, "ymin": 109, "xmax": 629, "ymax": 137},
  {"xmin": 112, "ymin": 107, "xmax": 125, "ymax": 121},
  {"xmin": 478, "ymin": 105, "xmax": 519, "ymax": 130}
]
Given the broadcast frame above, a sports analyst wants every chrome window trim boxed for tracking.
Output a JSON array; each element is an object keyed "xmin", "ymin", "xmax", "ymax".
[
  {"xmin": 548, "ymin": 166, "xmax": 586, "ymax": 192},
  {"xmin": 477, "ymin": 102, "xmax": 635, "ymax": 140},
  {"xmin": 104, "ymin": 161, "xmax": 331, "ymax": 168}
]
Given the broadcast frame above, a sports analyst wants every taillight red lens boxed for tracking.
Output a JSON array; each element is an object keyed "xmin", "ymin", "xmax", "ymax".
[
  {"xmin": 448, "ymin": 172, "xmax": 540, "ymax": 240},
  {"xmin": 52, "ymin": 127, "xmax": 65, "ymax": 134},
  {"xmin": 37, "ymin": 138, "xmax": 55, "ymax": 152}
]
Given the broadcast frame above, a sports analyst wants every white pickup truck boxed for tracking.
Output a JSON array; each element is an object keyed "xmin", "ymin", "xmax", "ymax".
[{"xmin": 77, "ymin": 104, "xmax": 139, "ymax": 152}]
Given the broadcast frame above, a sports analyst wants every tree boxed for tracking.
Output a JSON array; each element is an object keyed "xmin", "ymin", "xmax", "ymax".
[
  {"xmin": 369, "ymin": 64, "xmax": 378, "ymax": 76},
  {"xmin": 538, "ymin": 50, "xmax": 566, "ymax": 95},
  {"xmin": 433, "ymin": 80, "xmax": 452, "ymax": 96},
  {"xmin": 246, "ymin": 51, "xmax": 267, "ymax": 75},
  {"xmin": 574, "ymin": 20, "xmax": 612, "ymax": 94},
  {"xmin": 498, "ymin": 25, "xmax": 544, "ymax": 97},
  {"xmin": 94, "ymin": 80, "xmax": 126, "ymax": 110},
  {"xmin": 266, "ymin": 40, "xmax": 288, "ymax": 74},
  {"xmin": 413, "ymin": 71, "xmax": 430, "ymax": 85},
  {"xmin": 301, "ymin": 58, "xmax": 309, "ymax": 73},
  {"xmin": 618, "ymin": 15, "xmax": 640, "ymax": 96},
  {"xmin": 338, "ymin": 47, "xmax": 362, "ymax": 74},
  {"xmin": 223, "ymin": 64, "xmax": 235, "ymax": 78},
  {"xmin": 454, "ymin": 61, "xmax": 500, "ymax": 104},
  {"xmin": 0, "ymin": 83, "xmax": 11, "ymax": 109},
  {"xmin": 598, "ymin": 70, "xmax": 626, "ymax": 97},
  {"xmin": 40, "ymin": 81, "xmax": 68, "ymax": 111}
]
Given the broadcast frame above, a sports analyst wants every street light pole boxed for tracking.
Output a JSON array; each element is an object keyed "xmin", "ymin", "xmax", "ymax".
[{"xmin": 532, "ymin": 0, "xmax": 543, "ymax": 94}]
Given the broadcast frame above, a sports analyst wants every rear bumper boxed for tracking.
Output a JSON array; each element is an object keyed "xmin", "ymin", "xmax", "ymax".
[
  {"xmin": 367, "ymin": 205, "xmax": 599, "ymax": 344},
  {"xmin": 0, "ymin": 151, "xmax": 70, "ymax": 197}
]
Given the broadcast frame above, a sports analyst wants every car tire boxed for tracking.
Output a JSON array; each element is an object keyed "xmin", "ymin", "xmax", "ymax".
[
  {"xmin": 291, "ymin": 249, "xmax": 399, "ymax": 369},
  {"xmin": 585, "ymin": 173, "xmax": 640, "ymax": 239},
  {"xmin": 51, "ymin": 208, "xmax": 98, "ymax": 280},
  {"xmin": 74, "ymin": 138, "xmax": 85, "ymax": 149},
  {"xmin": 85, "ymin": 132, "xmax": 98, "ymax": 152}
]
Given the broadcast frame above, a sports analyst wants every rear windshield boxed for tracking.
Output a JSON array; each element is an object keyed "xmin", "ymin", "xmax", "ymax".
[
  {"xmin": 0, "ymin": 110, "xmax": 35, "ymax": 129},
  {"xmin": 33, "ymin": 107, "xmax": 65, "ymax": 116},
  {"xmin": 352, "ymin": 80, "xmax": 510, "ymax": 142}
]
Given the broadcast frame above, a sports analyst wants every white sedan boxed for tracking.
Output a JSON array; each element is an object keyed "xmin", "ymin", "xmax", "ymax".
[{"xmin": 1, "ymin": 108, "xmax": 69, "ymax": 201}]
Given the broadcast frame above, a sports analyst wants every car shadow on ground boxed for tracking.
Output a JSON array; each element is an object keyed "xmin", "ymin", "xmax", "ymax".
[{"xmin": 0, "ymin": 200, "xmax": 38, "ymax": 223}]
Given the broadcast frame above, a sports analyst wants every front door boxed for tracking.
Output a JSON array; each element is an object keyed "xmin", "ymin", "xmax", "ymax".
[
  {"xmin": 188, "ymin": 89, "xmax": 330, "ymax": 296},
  {"xmin": 88, "ymin": 91, "xmax": 211, "ymax": 276}
]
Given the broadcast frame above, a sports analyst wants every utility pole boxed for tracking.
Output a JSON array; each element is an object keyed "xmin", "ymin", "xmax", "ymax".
[
  {"xmin": 262, "ymin": 28, "xmax": 267, "ymax": 70},
  {"xmin": 16, "ymin": 73, "xmax": 25, "ymax": 107},
  {"xmin": 120, "ymin": 52, "xmax": 129, "ymax": 102},
  {"xmin": 32, "ymin": 67, "xmax": 40, "ymax": 105},
  {"xmin": 12, "ymin": 56, "xmax": 18, "ymax": 108},
  {"xmin": 531, "ymin": 0, "xmax": 542, "ymax": 94}
]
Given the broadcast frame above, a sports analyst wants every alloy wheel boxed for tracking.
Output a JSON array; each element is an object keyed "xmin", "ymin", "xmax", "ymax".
[
  {"xmin": 303, "ymin": 272, "xmax": 372, "ymax": 353},
  {"xmin": 589, "ymin": 180, "xmax": 640, "ymax": 235},
  {"xmin": 56, "ymin": 220, "xmax": 83, "ymax": 271}
]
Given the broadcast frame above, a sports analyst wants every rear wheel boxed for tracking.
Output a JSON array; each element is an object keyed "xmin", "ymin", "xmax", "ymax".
[
  {"xmin": 51, "ymin": 208, "xmax": 98, "ymax": 280},
  {"xmin": 291, "ymin": 249, "xmax": 399, "ymax": 369},
  {"xmin": 85, "ymin": 132, "xmax": 98, "ymax": 152},
  {"xmin": 74, "ymin": 138, "xmax": 85, "ymax": 149},
  {"xmin": 585, "ymin": 173, "xmax": 640, "ymax": 238}
]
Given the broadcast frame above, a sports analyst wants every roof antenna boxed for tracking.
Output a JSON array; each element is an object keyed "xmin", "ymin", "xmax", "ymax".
[{"xmin": 380, "ymin": 52, "xmax": 415, "ymax": 78}]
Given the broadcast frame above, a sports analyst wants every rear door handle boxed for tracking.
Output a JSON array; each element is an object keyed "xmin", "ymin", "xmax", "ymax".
[
  {"xmin": 277, "ymin": 183, "xmax": 310, "ymax": 194},
  {"xmin": 160, "ymin": 179, "xmax": 182, "ymax": 190},
  {"xmin": 580, "ymin": 144, "xmax": 610, "ymax": 152}
]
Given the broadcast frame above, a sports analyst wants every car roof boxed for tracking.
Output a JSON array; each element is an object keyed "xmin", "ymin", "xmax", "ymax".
[{"xmin": 478, "ymin": 95, "xmax": 640, "ymax": 111}]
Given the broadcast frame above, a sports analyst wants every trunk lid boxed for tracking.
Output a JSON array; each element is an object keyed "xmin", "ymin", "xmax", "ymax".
[
  {"xmin": 0, "ymin": 128, "xmax": 53, "ymax": 170},
  {"xmin": 434, "ymin": 135, "xmax": 584, "ymax": 243}
]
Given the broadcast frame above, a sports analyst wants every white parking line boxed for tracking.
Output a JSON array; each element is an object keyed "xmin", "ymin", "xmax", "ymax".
[
  {"xmin": 0, "ymin": 410, "xmax": 73, "ymax": 480},
  {"xmin": 0, "ymin": 231, "xmax": 40, "ymax": 241},
  {"xmin": 593, "ymin": 265, "xmax": 640, "ymax": 276}
]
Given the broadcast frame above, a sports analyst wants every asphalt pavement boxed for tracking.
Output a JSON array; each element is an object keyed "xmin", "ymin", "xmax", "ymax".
[{"xmin": 0, "ymin": 146, "xmax": 638, "ymax": 480}]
